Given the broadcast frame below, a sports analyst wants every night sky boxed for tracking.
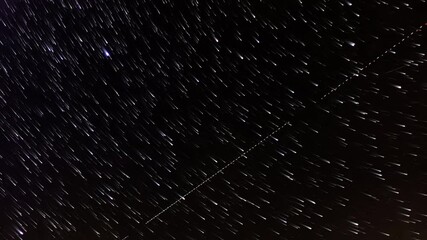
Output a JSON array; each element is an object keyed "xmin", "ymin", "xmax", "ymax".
[{"xmin": 0, "ymin": 0, "xmax": 427, "ymax": 239}]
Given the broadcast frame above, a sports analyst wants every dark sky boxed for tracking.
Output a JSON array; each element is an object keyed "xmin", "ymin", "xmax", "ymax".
[{"xmin": 0, "ymin": 0, "xmax": 426, "ymax": 239}]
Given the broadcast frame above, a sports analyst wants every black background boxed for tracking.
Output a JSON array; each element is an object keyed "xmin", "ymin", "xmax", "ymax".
[{"xmin": 0, "ymin": 0, "xmax": 426, "ymax": 239}]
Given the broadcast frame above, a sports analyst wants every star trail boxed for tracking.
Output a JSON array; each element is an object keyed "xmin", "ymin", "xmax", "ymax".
[
  {"xmin": 145, "ymin": 22, "xmax": 426, "ymax": 226},
  {"xmin": 0, "ymin": 0, "xmax": 426, "ymax": 239}
]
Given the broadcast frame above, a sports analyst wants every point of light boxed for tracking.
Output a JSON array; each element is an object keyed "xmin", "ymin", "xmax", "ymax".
[
  {"xmin": 17, "ymin": 229, "xmax": 24, "ymax": 236},
  {"xmin": 103, "ymin": 48, "xmax": 111, "ymax": 57}
]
